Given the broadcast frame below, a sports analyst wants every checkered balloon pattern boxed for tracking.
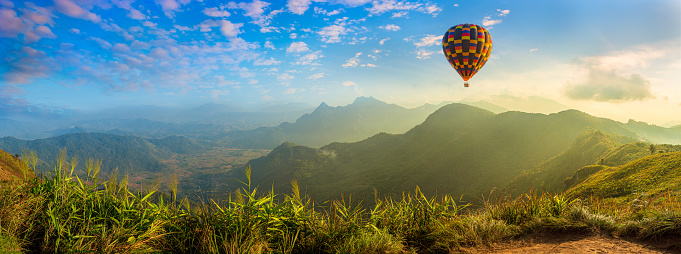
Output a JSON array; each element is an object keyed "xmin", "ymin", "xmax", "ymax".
[{"xmin": 442, "ymin": 23, "xmax": 493, "ymax": 84}]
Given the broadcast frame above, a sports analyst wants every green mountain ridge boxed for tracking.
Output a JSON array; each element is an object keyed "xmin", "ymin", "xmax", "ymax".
[
  {"xmin": 0, "ymin": 133, "xmax": 206, "ymax": 174},
  {"xmin": 228, "ymin": 103, "xmax": 653, "ymax": 205},
  {"xmin": 625, "ymin": 119, "xmax": 681, "ymax": 144}
]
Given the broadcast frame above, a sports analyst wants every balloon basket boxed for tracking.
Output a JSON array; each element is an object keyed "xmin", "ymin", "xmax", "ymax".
[{"xmin": 464, "ymin": 82, "xmax": 469, "ymax": 87}]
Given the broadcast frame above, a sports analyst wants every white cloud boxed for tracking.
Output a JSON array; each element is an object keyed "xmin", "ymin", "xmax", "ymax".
[
  {"xmin": 342, "ymin": 52, "xmax": 362, "ymax": 67},
  {"xmin": 308, "ymin": 73, "xmax": 325, "ymax": 79},
  {"xmin": 203, "ymin": 7, "xmax": 231, "ymax": 17},
  {"xmin": 424, "ymin": 4, "xmax": 441, "ymax": 16},
  {"xmin": 155, "ymin": 0, "xmax": 190, "ymax": 18},
  {"xmin": 414, "ymin": 34, "xmax": 440, "ymax": 47},
  {"xmin": 415, "ymin": 49, "xmax": 435, "ymax": 59},
  {"xmin": 287, "ymin": 42, "xmax": 309, "ymax": 53},
  {"xmin": 230, "ymin": 0, "xmax": 282, "ymax": 27},
  {"xmin": 277, "ymin": 73, "xmax": 294, "ymax": 80},
  {"xmin": 211, "ymin": 89, "xmax": 229, "ymax": 100},
  {"xmin": 150, "ymin": 47, "xmax": 170, "ymax": 59},
  {"xmin": 89, "ymin": 37, "xmax": 112, "ymax": 49},
  {"xmin": 482, "ymin": 9, "xmax": 510, "ymax": 27},
  {"xmin": 283, "ymin": 88, "xmax": 297, "ymax": 94},
  {"xmin": 318, "ymin": 24, "xmax": 348, "ymax": 43},
  {"xmin": 264, "ymin": 41, "xmax": 275, "ymax": 49},
  {"xmin": 287, "ymin": 0, "xmax": 311, "ymax": 15},
  {"xmin": 367, "ymin": 0, "xmax": 420, "ymax": 15},
  {"xmin": 143, "ymin": 21, "xmax": 157, "ymax": 27},
  {"xmin": 564, "ymin": 69, "xmax": 653, "ymax": 102},
  {"xmin": 112, "ymin": 43, "xmax": 131, "ymax": 52},
  {"xmin": 361, "ymin": 63, "xmax": 377, "ymax": 67},
  {"xmin": 254, "ymin": 58, "xmax": 280, "ymax": 65},
  {"xmin": 379, "ymin": 38, "xmax": 389, "ymax": 45},
  {"xmin": 391, "ymin": 11, "xmax": 407, "ymax": 18},
  {"xmin": 342, "ymin": 81, "xmax": 355, "ymax": 86},
  {"xmin": 529, "ymin": 48, "xmax": 538, "ymax": 52},
  {"xmin": 379, "ymin": 24, "xmax": 400, "ymax": 31},
  {"xmin": 562, "ymin": 43, "xmax": 677, "ymax": 102},
  {"xmin": 220, "ymin": 20, "xmax": 243, "ymax": 37},
  {"xmin": 128, "ymin": 8, "xmax": 147, "ymax": 20},
  {"xmin": 290, "ymin": 33, "xmax": 298, "ymax": 39},
  {"xmin": 174, "ymin": 24, "xmax": 192, "ymax": 31},
  {"xmin": 54, "ymin": 0, "xmax": 101, "ymax": 23},
  {"xmin": 314, "ymin": 7, "xmax": 342, "ymax": 16},
  {"xmin": 498, "ymin": 9, "xmax": 510, "ymax": 16},
  {"xmin": 35, "ymin": 25, "xmax": 56, "ymax": 39},
  {"xmin": 334, "ymin": 0, "xmax": 371, "ymax": 7},
  {"xmin": 296, "ymin": 51, "xmax": 323, "ymax": 65},
  {"xmin": 482, "ymin": 16, "xmax": 502, "ymax": 27},
  {"xmin": 260, "ymin": 26, "xmax": 280, "ymax": 33}
]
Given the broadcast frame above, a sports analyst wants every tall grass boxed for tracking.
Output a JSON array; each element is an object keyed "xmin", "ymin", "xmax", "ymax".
[{"xmin": 1, "ymin": 156, "xmax": 679, "ymax": 253}]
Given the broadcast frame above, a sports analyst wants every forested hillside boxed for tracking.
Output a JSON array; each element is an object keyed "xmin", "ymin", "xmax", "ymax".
[
  {"xmin": 0, "ymin": 133, "xmax": 206, "ymax": 174},
  {"xmin": 228, "ymin": 103, "xmax": 647, "ymax": 204}
]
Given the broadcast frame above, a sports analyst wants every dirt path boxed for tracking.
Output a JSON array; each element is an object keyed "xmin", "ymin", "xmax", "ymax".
[{"xmin": 464, "ymin": 234, "xmax": 679, "ymax": 254}]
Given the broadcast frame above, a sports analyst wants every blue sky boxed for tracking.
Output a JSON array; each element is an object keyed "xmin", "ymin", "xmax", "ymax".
[{"xmin": 1, "ymin": 0, "xmax": 680, "ymax": 125}]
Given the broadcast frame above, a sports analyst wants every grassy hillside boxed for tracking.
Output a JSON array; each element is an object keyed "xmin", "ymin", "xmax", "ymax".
[
  {"xmin": 229, "ymin": 104, "xmax": 645, "ymax": 205},
  {"xmin": 566, "ymin": 151, "xmax": 681, "ymax": 200},
  {"xmin": 0, "ymin": 149, "xmax": 33, "ymax": 181},
  {"xmin": 562, "ymin": 142, "xmax": 681, "ymax": 190},
  {"xmin": 2, "ymin": 157, "xmax": 679, "ymax": 253},
  {"xmin": 506, "ymin": 131, "xmax": 636, "ymax": 194}
]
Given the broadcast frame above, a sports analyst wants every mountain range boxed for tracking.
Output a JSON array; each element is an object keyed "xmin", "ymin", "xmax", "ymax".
[
  {"xmin": 226, "ymin": 103, "xmax": 681, "ymax": 205},
  {"xmin": 0, "ymin": 133, "xmax": 206, "ymax": 174},
  {"xmin": 223, "ymin": 96, "xmax": 448, "ymax": 149},
  {"xmin": 0, "ymin": 102, "xmax": 316, "ymax": 140}
]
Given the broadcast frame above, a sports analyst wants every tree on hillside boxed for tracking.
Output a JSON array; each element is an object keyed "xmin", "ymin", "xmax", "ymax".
[{"xmin": 649, "ymin": 144, "xmax": 656, "ymax": 154}]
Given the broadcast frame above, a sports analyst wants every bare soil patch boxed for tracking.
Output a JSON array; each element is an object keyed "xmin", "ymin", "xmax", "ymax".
[{"xmin": 462, "ymin": 233, "xmax": 680, "ymax": 254}]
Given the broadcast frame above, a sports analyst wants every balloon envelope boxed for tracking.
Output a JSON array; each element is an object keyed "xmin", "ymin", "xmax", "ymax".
[{"xmin": 442, "ymin": 23, "xmax": 493, "ymax": 84}]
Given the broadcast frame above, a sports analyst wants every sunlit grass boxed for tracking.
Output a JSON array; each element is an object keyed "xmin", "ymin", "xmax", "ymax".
[{"xmin": 1, "ymin": 153, "xmax": 680, "ymax": 253}]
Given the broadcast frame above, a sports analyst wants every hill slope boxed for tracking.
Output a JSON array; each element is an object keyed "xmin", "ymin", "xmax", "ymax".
[
  {"xmin": 0, "ymin": 149, "xmax": 33, "ymax": 181},
  {"xmin": 229, "ymin": 103, "xmax": 645, "ymax": 204},
  {"xmin": 506, "ymin": 131, "xmax": 635, "ymax": 194},
  {"xmin": 566, "ymin": 151, "xmax": 681, "ymax": 199}
]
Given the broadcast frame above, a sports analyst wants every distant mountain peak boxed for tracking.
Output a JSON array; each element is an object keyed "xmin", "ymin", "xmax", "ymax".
[
  {"xmin": 315, "ymin": 102, "xmax": 331, "ymax": 110},
  {"xmin": 351, "ymin": 96, "xmax": 383, "ymax": 105}
]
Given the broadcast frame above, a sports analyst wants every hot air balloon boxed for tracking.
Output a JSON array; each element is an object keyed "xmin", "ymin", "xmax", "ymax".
[{"xmin": 442, "ymin": 23, "xmax": 492, "ymax": 87}]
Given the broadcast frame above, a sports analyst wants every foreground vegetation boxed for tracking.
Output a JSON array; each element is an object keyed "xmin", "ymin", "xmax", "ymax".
[{"xmin": 1, "ymin": 155, "xmax": 680, "ymax": 253}]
